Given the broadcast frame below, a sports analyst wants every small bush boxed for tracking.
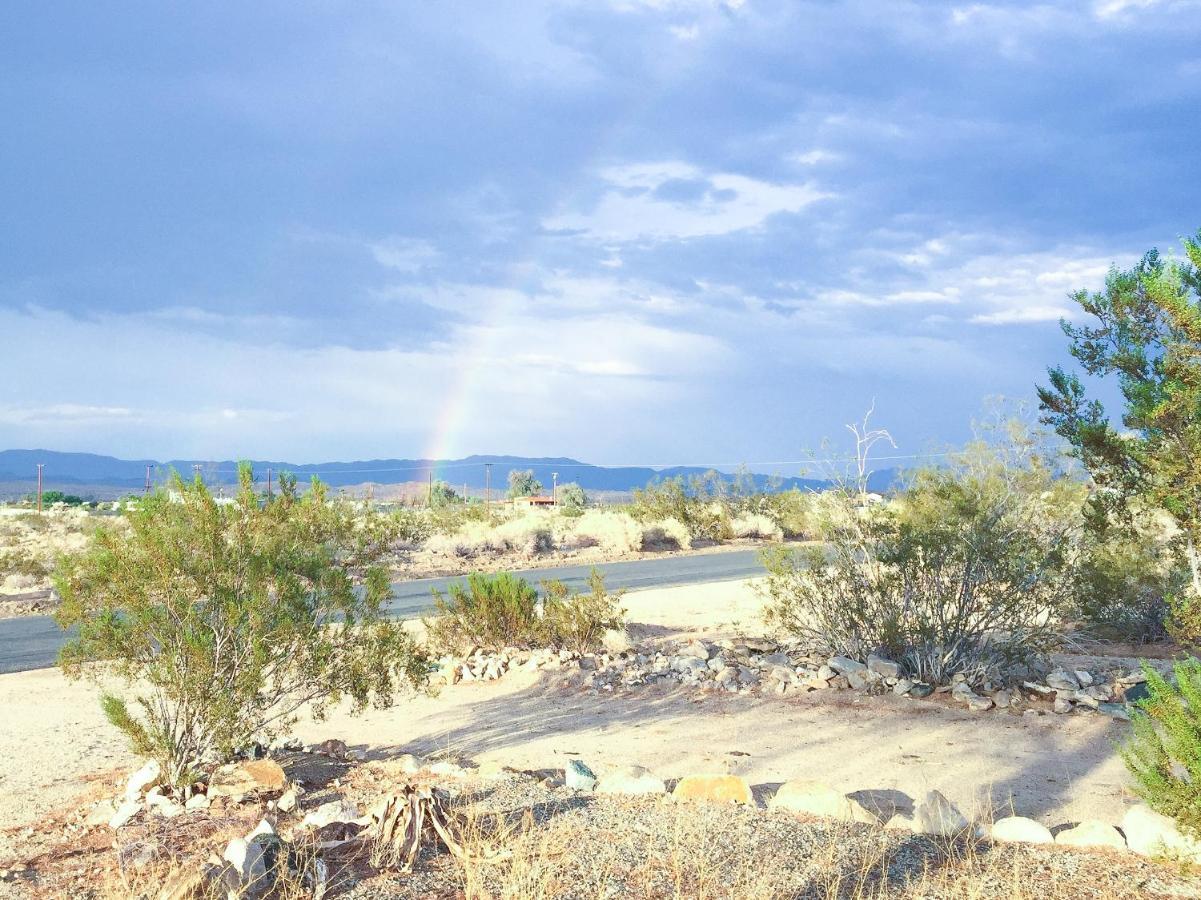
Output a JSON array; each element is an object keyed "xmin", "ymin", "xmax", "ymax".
[
  {"xmin": 570, "ymin": 510, "xmax": 644, "ymax": 553},
  {"xmin": 641, "ymin": 517, "xmax": 693, "ymax": 550},
  {"xmin": 729, "ymin": 513, "xmax": 783, "ymax": 541},
  {"xmin": 425, "ymin": 570, "xmax": 625, "ymax": 654},
  {"xmin": 541, "ymin": 570, "xmax": 626, "ymax": 654},
  {"xmin": 426, "ymin": 572, "xmax": 543, "ymax": 652},
  {"xmin": 558, "ymin": 482, "xmax": 587, "ymax": 514},
  {"xmin": 1122, "ymin": 659, "xmax": 1201, "ymax": 838}
]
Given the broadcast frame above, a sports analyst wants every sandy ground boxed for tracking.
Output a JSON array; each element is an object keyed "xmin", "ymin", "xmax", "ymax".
[{"xmin": 0, "ymin": 579, "xmax": 1141, "ymax": 857}]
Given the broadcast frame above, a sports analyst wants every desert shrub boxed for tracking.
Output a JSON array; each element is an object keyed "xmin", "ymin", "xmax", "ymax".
[
  {"xmin": 388, "ymin": 507, "xmax": 434, "ymax": 546},
  {"xmin": 1071, "ymin": 519, "xmax": 1185, "ymax": 643},
  {"xmin": 569, "ymin": 510, "xmax": 645, "ymax": 553},
  {"xmin": 55, "ymin": 466, "xmax": 430, "ymax": 790},
  {"xmin": 558, "ymin": 482, "xmax": 587, "ymax": 514},
  {"xmin": 430, "ymin": 480, "xmax": 462, "ymax": 508},
  {"xmin": 1122, "ymin": 659, "xmax": 1201, "ymax": 838},
  {"xmin": 762, "ymin": 469, "xmax": 1076, "ymax": 684},
  {"xmin": 729, "ymin": 513, "xmax": 783, "ymax": 541},
  {"xmin": 429, "ymin": 501, "xmax": 493, "ymax": 536},
  {"xmin": 641, "ymin": 517, "xmax": 693, "ymax": 550},
  {"xmin": 755, "ymin": 489, "xmax": 819, "ymax": 539},
  {"xmin": 0, "ymin": 548, "xmax": 51, "ymax": 579},
  {"xmin": 540, "ymin": 570, "xmax": 626, "ymax": 654},
  {"xmin": 630, "ymin": 477, "xmax": 731, "ymax": 541},
  {"xmin": 426, "ymin": 572, "xmax": 543, "ymax": 652},
  {"xmin": 427, "ymin": 514, "xmax": 555, "ymax": 558}
]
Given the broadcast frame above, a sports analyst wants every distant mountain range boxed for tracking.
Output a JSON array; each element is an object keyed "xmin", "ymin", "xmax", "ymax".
[{"xmin": 0, "ymin": 449, "xmax": 899, "ymax": 498}]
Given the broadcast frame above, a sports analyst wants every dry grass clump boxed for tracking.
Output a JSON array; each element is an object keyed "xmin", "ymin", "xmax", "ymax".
[{"xmin": 0, "ymin": 507, "xmax": 102, "ymax": 594}]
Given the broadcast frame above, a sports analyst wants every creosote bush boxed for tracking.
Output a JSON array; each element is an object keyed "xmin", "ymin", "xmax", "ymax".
[
  {"xmin": 762, "ymin": 452, "xmax": 1077, "ymax": 684},
  {"xmin": 55, "ymin": 465, "xmax": 430, "ymax": 790},
  {"xmin": 425, "ymin": 569, "xmax": 623, "ymax": 654}
]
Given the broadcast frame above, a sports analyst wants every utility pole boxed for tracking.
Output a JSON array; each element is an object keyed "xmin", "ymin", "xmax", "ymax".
[
  {"xmin": 144, "ymin": 464, "xmax": 153, "ymax": 494},
  {"xmin": 552, "ymin": 471, "xmax": 559, "ymax": 506},
  {"xmin": 266, "ymin": 467, "xmax": 273, "ymax": 501},
  {"xmin": 427, "ymin": 470, "xmax": 434, "ymax": 507},
  {"xmin": 36, "ymin": 463, "xmax": 44, "ymax": 513},
  {"xmin": 484, "ymin": 463, "xmax": 492, "ymax": 505}
]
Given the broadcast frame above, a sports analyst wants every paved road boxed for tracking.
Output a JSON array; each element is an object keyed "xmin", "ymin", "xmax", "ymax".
[{"xmin": 0, "ymin": 549, "xmax": 766, "ymax": 675}]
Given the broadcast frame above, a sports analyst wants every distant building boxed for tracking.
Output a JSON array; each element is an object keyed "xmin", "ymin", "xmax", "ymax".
[{"xmin": 512, "ymin": 495, "xmax": 556, "ymax": 507}]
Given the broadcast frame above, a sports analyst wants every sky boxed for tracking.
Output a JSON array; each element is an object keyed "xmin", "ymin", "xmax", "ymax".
[{"xmin": 1, "ymin": 1, "xmax": 1198, "ymax": 471}]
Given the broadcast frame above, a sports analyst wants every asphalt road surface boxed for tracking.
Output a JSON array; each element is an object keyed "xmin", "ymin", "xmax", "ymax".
[{"xmin": 0, "ymin": 549, "xmax": 766, "ymax": 675}]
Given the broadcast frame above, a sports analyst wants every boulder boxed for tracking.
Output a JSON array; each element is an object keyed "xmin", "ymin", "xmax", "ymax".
[
  {"xmin": 1046, "ymin": 669, "xmax": 1080, "ymax": 692},
  {"xmin": 301, "ymin": 799, "xmax": 362, "ymax": 830},
  {"xmin": 909, "ymin": 683, "xmax": 934, "ymax": 699},
  {"xmin": 208, "ymin": 759, "xmax": 287, "ymax": 799},
  {"xmin": 846, "ymin": 671, "xmax": 869, "ymax": 691},
  {"xmin": 769, "ymin": 780, "xmax": 875, "ymax": 823},
  {"xmin": 990, "ymin": 816, "xmax": 1053, "ymax": 844},
  {"xmin": 1123, "ymin": 804, "xmax": 1201, "ymax": 861},
  {"xmin": 1054, "ymin": 820, "xmax": 1126, "ymax": 850},
  {"xmin": 222, "ymin": 838, "xmax": 267, "ymax": 891},
  {"xmin": 1052, "ymin": 697, "xmax": 1074, "ymax": 714},
  {"xmin": 683, "ymin": 640, "xmax": 713, "ymax": 660},
  {"xmin": 565, "ymin": 759, "xmax": 597, "ymax": 791},
  {"xmin": 596, "ymin": 765, "xmax": 667, "ymax": 796},
  {"xmin": 867, "ymin": 654, "xmax": 902, "ymax": 679},
  {"xmin": 671, "ymin": 774, "xmax": 754, "ymax": 805},
  {"xmin": 893, "ymin": 678, "xmax": 914, "ymax": 696},
  {"xmin": 966, "ymin": 694, "xmax": 994, "ymax": 712},
  {"xmin": 913, "ymin": 790, "xmax": 969, "ymax": 836},
  {"xmin": 109, "ymin": 798, "xmax": 142, "ymax": 829},
  {"xmin": 828, "ymin": 656, "xmax": 867, "ymax": 676}
]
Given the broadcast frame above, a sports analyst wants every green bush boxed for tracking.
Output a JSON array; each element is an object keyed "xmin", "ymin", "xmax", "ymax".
[
  {"xmin": 541, "ymin": 569, "xmax": 625, "ymax": 654},
  {"xmin": 55, "ymin": 465, "xmax": 430, "ymax": 790},
  {"xmin": 426, "ymin": 571, "xmax": 542, "ymax": 652},
  {"xmin": 558, "ymin": 482, "xmax": 587, "ymax": 514},
  {"xmin": 425, "ymin": 570, "xmax": 625, "ymax": 654},
  {"xmin": 1071, "ymin": 523, "xmax": 1185, "ymax": 643},
  {"xmin": 762, "ymin": 467, "xmax": 1076, "ymax": 684},
  {"xmin": 630, "ymin": 476, "xmax": 732, "ymax": 542},
  {"xmin": 1122, "ymin": 659, "xmax": 1201, "ymax": 838},
  {"xmin": 0, "ymin": 549, "xmax": 51, "ymax": 579}
]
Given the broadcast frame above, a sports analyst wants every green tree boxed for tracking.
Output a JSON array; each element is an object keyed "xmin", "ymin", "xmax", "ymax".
[
  {"xmin": 558, "ymin": 482, "xmax": 587, "ymax": 513},
  {"xmin": 1038, "ymin": 232, "xmax": 1201, "ymax": 607},
  {"xmin": 54, "ymin": 464, "xmax": 429, "ymax": 790},
  {"xmin": 429, "ymin": 479, "xmax": 461, "ymax": 509},
  {"xmin": 507, "ymin": 468, "xmax": 543, "ymax": 499}
]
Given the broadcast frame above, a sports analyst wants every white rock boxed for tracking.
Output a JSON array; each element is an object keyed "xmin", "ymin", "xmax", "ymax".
[
  {"xmin": 914, "ymin": 790, "xmax": 969, "ymax": 836},
  {"xmin": 1074, "ymin": 670, "xmax": 1094, "ymax": 688},
  {"xmin": 146, "ymin": 793, "xmax": 184, "ymax": 819},
  {"xmin": 301, "ymin": 799, "xmax": 361, "ymax": 830},
  {"xmin": 1054, "ymin": 820, "xmax": 1126, "ymax": 850},
  {"xmin": 602, "ymin": 628, "xmax": 634, "ymax": 654},
  {"xmin": 1053, "ymin": 697, "xmax": 1074, "ymax": 714},
  {"xmin": 1046, "ymin": 668, "xmax": 1080, "ymax": 692},
  {"xmin": 124, "ymin": 760, "xmax": 161, "ymax": 800},
  {"xmin": 595, "ymin": 765, "xmax": 666, "ymax": 796},
  {"xmin": 769, "ymin": 780, "xmax": 876, "ymax": 823},
  {"xmin": 683, "ymin": 640, "xmax": 712, "ymax": 660},
  {"xmin": 828, "ymin": 656, "xmax": 867, "ymax": 675},
  {"xmin": 867, "ymin": 654, "xmax": 902, "ymax": 678},
  {"xmin": 1123, "ymin": 804, "xmax": 1201, "ymax": 861},
  {"xmin": 893, "ymin": 678, "xmax": 914, "ymax": 696},
  {"xmin": 990, "ymin": 816, "xmax": 1053, "ymax": 844},
  {"xmin": 966, "ymin": 694, "xmax": 994, "ymax": 712},
  {"xmin": 565, "ymin": 759, "xmax": 597, "ymax": 791},
  {"xmin": 108, "ymin": 798, "xmax": 142, "ymax": 829}
]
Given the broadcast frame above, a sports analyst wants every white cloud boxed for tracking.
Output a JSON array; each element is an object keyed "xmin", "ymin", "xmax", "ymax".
[
  {"xmin": 970, "ymin": 305, "xmax": 1073, "ymax": 325},
  {"xmin": 370, "ymin": 237, "xmax": 440, "ymax": 272},
  {"xmin": 544, "ymin": 161, "xmax": 829, "ymax": 241},
  {"xmin": 790, "ymin": 149, "xmax": 842, "ymax": 166}
]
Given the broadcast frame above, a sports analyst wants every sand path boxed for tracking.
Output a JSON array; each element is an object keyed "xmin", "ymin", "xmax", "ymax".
[{"xmin": 0, "ymin": 579, "xmax": 1137, "ymax": 851}]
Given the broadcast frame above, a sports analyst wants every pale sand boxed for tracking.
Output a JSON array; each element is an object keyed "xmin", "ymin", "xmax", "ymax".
[{"xmin": 0, "ymin": 578, "xmax": 1136, "ymax": 851}]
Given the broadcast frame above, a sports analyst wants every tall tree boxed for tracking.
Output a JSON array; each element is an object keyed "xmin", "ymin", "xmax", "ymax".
[{"xmin": 1038, "ymin": 231, "xmax": 1201, "ymax": 598}]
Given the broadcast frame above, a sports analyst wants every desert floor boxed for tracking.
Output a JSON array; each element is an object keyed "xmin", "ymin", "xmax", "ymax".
[{"xmin": 0, "ymin": 577, "xmax": 1141, "ymax": 867}]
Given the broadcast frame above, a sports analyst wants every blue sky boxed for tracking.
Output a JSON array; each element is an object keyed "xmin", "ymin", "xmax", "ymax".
[{"xmin": 1, "ymin": 1, "xmax": 1198, "ymax": 469}]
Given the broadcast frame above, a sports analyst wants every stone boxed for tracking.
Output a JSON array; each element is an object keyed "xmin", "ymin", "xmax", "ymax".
[
  {"xmin": 966, "ymin": 694, "xmax": 994, "ymax": 712},
  {"xmin": 85, "ymin": 798, "xmax": 118, "ymax": 827},
  {"xmin": 223, "ymin": 838, "xmax": 267, "ymax": 890},
  {"xmin": 1046, "ymin": 669, "xmax": 1080, "ymax": 692},
  {"xmin": 683, "ymin": 640, "xmax": 712, "ymax": 660},
  {"xmin": 209, "ymin": 759, "xmax": 287, "ymax": 799},
  {"xmin": 893, "ymin": 678, "xmax": 914, "ymax": 696},
  {"xmin": 1124, "ymin": 682, "xmax": 1151, "ymax": 704},
  {"xmin": 375, "ymin": 754, "xmax": 422, "ymax": 777},
  {"xmin": 769, "ymin": 780, "xmax": 875, "ymax": 823},
  {"xmin": 565, "ymin": 759, "xmax": 597, "ymax": 791},
  {"xmin": 992, "ymin": 690, "xmax": 1013, "ymax": 709},
  {"xmin": 815, "ymin": 665, "xmax": 836, "ymax": 682},
  {"xmin": 1022, "ymin": 681, "xmax": 1054, "ymax": 696},
  {"xmin": 828, "ymin": 656, "xmax": 867, "ymax": 676},
  {"xmin": 317, "ymin": 738, "xmax": 349, "ymax": 759},
  {"xmin": 951, "ymin": 682, "xmax": 976, "ymax": 703},
  {"xmin": 109, "ymin": 798, "xmax": 142, "ymax": 829},
  {"xmin": 595, "ymin": 765, "xmax": 667, "ymax": 796},
  {"xmin": 1074, "ymin": 670, "xmax": 1094, "ymax": 687},
  {"xmin": 1123, "ymin": 804, "xmax": 1201, "ymax": 861},
  {"xmin": 1073, "ymin": 691, "xmax": 1101, "ymax": 710},
  {"xmin": 913, "ymin": 790, "xmax": 969, "ymax": 836},
  {"xmin": 158, "ymin": 865, "xmax": 240, "ymax": 900},
  {"xmin": 846, "ymin": 671, "xmax": 869, "ymax": 691},
  {"xmin": 990, "ymin": 816, "xmax": 1053, "ymax": 844},
  {"xmin": 147, "ymin": 793, "xmax": 185, "ymax": 818},
  {"xmin": 867, "ymin": 654, "xmax": 902, "ymax": 679},
  {"xmin": 910, "ymin": 682, "xmax": 934, "ymax": 698},
  {"xmin": 301, "ymin": 799, "xmax": 362, "ymax": 830},
  {"xmin": 1053, "ymin": 697, "xmax": 1074, "ymax": 714},
  {"xmin": 1097, "ymin": 702, "xmax": 1131, "ymax": 721},
  {"xmin": 276, "ymin": 788, "xmax": 299, "ymax": 813},
  {"xmin": 671, "ymin": 774, "xmax": 754, "ymax": 805},
  {"xmin": 1054, "ymin": 820, "xmax": 1126, "ymax": 850},
  {"xmin": 125, "ymin": 760, "xmax": 162, "ymax": 800}
]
